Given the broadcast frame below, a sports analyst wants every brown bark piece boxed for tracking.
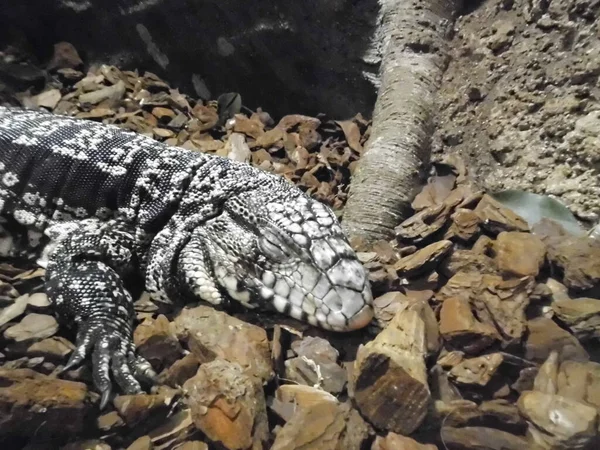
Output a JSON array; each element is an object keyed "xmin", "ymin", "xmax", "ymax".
[
  {"xmin": 437, "ymin": 272, "xmax": 534, "ymax": 346},
  {"xmin": 440, "ymin": 426, "xmax": 528, "ymax": 450},
  {"xmin": 183, "ymin": 359, "xmax": 269, "ymax": 450},
  {"xmin": 270, "ymin": 401, "xmax": 370, "ymax": 450},
  {"xmin": 394, "ymin": 203, "xmax": 450, "ymax": 244},
  {"xmin": 0, "ymin": 368, "xmax": 90, "ymax": 437},
  {"xmin": 372, "ymin": 432, "xmax": 437, "ymax": 450},
  {"xmin": 411, "ymin": 174, "xmax": 456, "ymax": 211},
  {"xmin": 518, "ymin": 391, "xmax": 598, "ymax": 450},
  {"xmin": 275, "ymin": 385, "xmax": 338, "ymax": 409},
  {"xmin": 439, "ymin": 250, "xmax": 497, "ymax": 278},
  {"xmin": 495, "ymin": 232, "xmax": 546, "ymax": 277},
  {"xmin": 158, "ymin": 353, "xmax": 201, "ymax": 388},
  {"xmin": 449, "ymin": 353, "xmax": 504, "ymax": 386},
  {"xmin": 173, "ymin": 306, "xmax": 272, "ymax": 384},
  {"xmin": 354, "ymin": 309, "xmax": 431, "ymax": 435},
  {"xmin": 552, "ymin": 297, "xmax": 600, "ymax": 341},
  {"xmin": 133, "ymin": 314, "xmax": 183, "ymax": 372},
  {"xmin": 114, "ymin": 390, "xmax": 177, "ymax": 426},
  {"xmin": 445, "ymin": 208, "xmax": 481, "ymax": 242},
  {"xmin": 439, "ymin": 297, "xmax": 499, "ymax": 354},
  {"xmin": 474, "ymin": 194, "xmax": 529, "ymax": 234},
  {"xmin": 525, "ymin": 318, "xmax": 589, "ymax": 363},
  {"xmin": 394, "ymin": 240, "xmax": 453, "ymax": 278},
  {"xmin": 543, "ymin": 235, "xmax": 600, "ymax": 292}
]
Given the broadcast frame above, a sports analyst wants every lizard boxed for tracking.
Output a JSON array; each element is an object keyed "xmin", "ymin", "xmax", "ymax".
[{"xmin": 0, "ymin": 106, "xmax": 373, "ymax": 408}]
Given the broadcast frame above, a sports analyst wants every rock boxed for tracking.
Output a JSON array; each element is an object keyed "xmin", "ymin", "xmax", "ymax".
[
  {"xmin": 26, "ymin": 336, "xmax": 74, "ymax": 362},
  {"xmin": 543, "ymin": 235, "xmax": 600, "ymax": 292},
  {"xmin": 47, "ymin": 42, "xmax": 83, "ymax": 70},
  {"xmin": 271, "ymin": 401, "xmax": 370, "ymax": 450},
  {"xmin": 394, "ymin": 240, "xmax": 454, "ymax": 278},
  {"xmin": 518, "ymin": 391, "xmax": 598, "ymax": 450},
  {"xmin": 79, "ymin": 80, "xmax": 126, "ymax": 105},
  {"xmin": 113, "ymin": 390, "xmax": 177, "ymax": 426},
  {"xmin": 173, "ymin": 306, "xmax": 272, "ymax": 384},
  {"xmin": 474, "ymin": 194, "xmax": 529, "ymax": 235},
  {"xmin": 354, "ymin": 309, "xmax": 431, "ymax": 435},
  {"xmin": 372, "ymin": 432, "xmax": 437, "ymax": 450},
  {"xmin": 440, "ymin": 426, "xmax": 528, "ymax": 450},
  {"xmin": 127, "ymin": 436, "xmax": 153, "ymax": 450},
  {"xmin": 183, "ymin": 359, "xmax": 269, "ymax": 450},
  {"xmin": 439, "ymin": 250, "xmax": 497, "ymax": 278},
  {"xmin": 437, "ymin": 272, "xmax": 534, "ymax": 346},
  {"xmin": 158, "ymin": 353, "xmax": 201, "ymax": 388},
  {"xmin": 552, "ymin": 297, "xmax": 600, "ymax": 341},
  {"xmin": 495, "ymin": 231, "xmax": 546, "ymax": 277},
  {"xmin": 3, "ymin": 313, "xmax": 59, "ymax": 343},
  {"xmin": 34, "ymin": 89, "xmax": 62, "ymax": 110},
  {"xmin": 525, "ymin": 318, "xmax": 589, "ymax": 363},
  {"xmin": 449, "ymin": 353, "xmax": 504, "ymax": 386},
  {"xmin": 439, "ymin": 296, "xmax": 499, "ymax": 354},
  {"xmin": 0, "ymin": 368, "xmax": 90, "ymax": 437},
  {"xmin": 133, "ymin": 315, "xmax": 183, "ymax": 372},
  {"xmin": 0, "ymin": 294, "xmax": 29, "ymax": 327}
]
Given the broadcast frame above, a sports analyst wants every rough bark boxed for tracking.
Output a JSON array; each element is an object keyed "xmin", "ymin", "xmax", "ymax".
[{"xmin": 342, "ymin": 0, "xmax": 463, "ymax": 244}]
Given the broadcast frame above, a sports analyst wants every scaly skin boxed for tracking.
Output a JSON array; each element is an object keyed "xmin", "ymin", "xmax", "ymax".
[{"xmin": 0, "ymin": 106, "xmax": 373, "ymax": 407}]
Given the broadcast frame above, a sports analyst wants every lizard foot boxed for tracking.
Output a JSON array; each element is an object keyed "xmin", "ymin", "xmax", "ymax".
[{"xmin": 61, "ymin": 318, "xmax": 158, "ymax": 409}]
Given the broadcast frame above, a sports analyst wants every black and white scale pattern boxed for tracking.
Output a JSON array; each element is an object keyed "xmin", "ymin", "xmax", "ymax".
[{"xmin": 0, "ymin": 106, "xmax": 373, "ymax": 406}]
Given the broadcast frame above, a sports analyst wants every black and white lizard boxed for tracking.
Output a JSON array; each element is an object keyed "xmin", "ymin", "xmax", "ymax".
[{"xmin": 0, "ymin": 106, "xmax": 373, "ymax": 407}]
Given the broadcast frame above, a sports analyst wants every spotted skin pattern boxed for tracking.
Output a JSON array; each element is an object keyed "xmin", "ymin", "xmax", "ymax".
[{"xmin": 0, "ymin": 106, "xmax": 373, "ymax": 407}]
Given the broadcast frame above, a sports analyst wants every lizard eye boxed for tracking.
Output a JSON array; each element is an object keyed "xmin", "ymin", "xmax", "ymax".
[{"xmin": 258, "ymin": 234, "xmax": 289, "ymax": 262}]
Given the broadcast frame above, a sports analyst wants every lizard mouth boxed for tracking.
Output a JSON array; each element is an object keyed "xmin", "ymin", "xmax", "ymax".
[{"xmin": 254, "ymin": 261, "xmax": 374, "ymax": 331}]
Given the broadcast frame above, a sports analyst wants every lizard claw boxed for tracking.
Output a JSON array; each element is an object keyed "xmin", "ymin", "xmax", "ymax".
[{"xmin": 61, "ymin": 317, "xmax": 156, "ymax": 409}]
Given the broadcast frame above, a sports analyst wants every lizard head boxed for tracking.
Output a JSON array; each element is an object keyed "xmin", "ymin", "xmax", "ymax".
[{"xmin": 193, "ymin": 182, "xmax": 374, "ymax": 331}]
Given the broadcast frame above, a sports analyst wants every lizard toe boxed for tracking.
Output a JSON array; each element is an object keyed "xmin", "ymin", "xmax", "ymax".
[
  {"xmin": 92, "ymin": 335, "xmax": 114, "ymax": 409},
  {"xmin": 128, "ymin": 343, "xmax": 158, "ymax": 386},
  {"xmin": 112, "ymin": 349, "xmax": 143, "ymax": 395},
  {"xmin": 60, "ymin": 323, "xmax": 100, "ymax": 373}
]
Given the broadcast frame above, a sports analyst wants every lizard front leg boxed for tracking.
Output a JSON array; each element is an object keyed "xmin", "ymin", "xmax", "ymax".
[{"xmin": 44, "ymin": 219, "xmax": 156, "ymax": 408}]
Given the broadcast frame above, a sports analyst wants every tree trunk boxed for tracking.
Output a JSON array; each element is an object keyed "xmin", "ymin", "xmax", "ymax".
[{"xmin": 342, "ymin": 0, "xmax": 463, "ymax": 244}]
